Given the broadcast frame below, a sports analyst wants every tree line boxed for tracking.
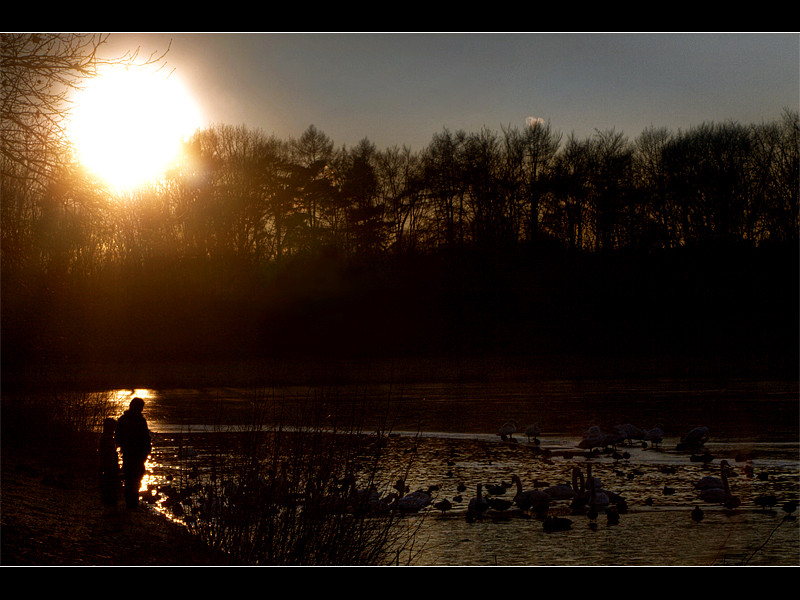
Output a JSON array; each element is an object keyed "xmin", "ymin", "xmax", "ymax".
[
  {"xmin": 3, "ymin": 114, "xmax": 797, "ymax": 279},
  {"xmin": 2, "ymin": 34, "xmax": 797, "ymax": 371}
]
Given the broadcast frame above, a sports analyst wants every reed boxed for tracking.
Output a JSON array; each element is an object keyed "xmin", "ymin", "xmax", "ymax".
[
  {"xmin": 2, "ymin": 390, "xmax": 116, "ymax": 471},
  {"xmin": 167, "ymin": 387, "xmax": 424, "ymax": 565}
]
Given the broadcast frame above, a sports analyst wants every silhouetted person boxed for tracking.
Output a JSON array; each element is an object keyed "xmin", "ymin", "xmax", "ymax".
[
  {"xmin": 115, "ymin": 397, "xmax": 152, "ymax": 509},
  {"xmin": 98, "ymin": 417, "xmax": 120, "ymax": 508}
]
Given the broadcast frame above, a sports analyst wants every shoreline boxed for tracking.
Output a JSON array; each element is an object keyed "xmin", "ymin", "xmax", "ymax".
[
  {"xmin": 1, "ymin": 449, "xmax": 240, "ymax": 566},
  {"xmin": 3, "ymin": 352, "xmax": 796, "ymax": 394}
]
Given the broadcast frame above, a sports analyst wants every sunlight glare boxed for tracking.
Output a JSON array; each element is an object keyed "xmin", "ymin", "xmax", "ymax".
[{"xmin": 69, "ymin": 65, "xmax": 204, "ymax": 191}]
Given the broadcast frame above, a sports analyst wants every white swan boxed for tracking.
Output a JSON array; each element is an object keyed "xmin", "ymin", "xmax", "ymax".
[
  {"xmin": 699, "ymin": 462, "xmax": 739, "ymax": 507},
  {"xmin": 395, "ymin": 490, "xmax": 433, "ymax": 513},
  {"xmin": 524, "ymin": 423, "xmax": 541, "ymax": 443},
  {"xmin": 585, "ymin": 463, "xmax": 602, "ymax": 490},
  {"xmin": 587, "ymin": 469, "xmax": 610, "ymax": 508},
  {"xmin": 584, "ymin": 464, "xmax": 623, "ymax": 505},
  {"xmin": 578, "ymin": 425, "xmax": 607, "ymax": 450},
  {"xmin": 694, "ymin": 460, "xmax": 731, "ymax": 491},
  {"xmin": 644, "ymin": 425, "xmax": 664, "ymax": 448},
  {"xmin": 511, "ymin": 474, "xmax": 550, "ymax": 511},
  {"xmin": 467, "ymin": 483, "xmax": 489, "ymax": 520},
  {"xmin": 678, "ymin": 426, "xmax": 709, "ymax": 451},
  {"xmin": 498, "ymin": 420, "xmax": 518, "ymax": 442},
  {"xmin": 544, "ymin": 470, "xmax": 578, "ymax": 501},
  {"xmin": 614, "ymin": 423, "xmax": 645, "ymax": 446}
]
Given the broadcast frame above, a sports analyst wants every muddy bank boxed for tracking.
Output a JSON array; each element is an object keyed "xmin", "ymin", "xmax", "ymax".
[{"xmin": 1, "ymin": 449, "xmax": 240, "ymax": 566}]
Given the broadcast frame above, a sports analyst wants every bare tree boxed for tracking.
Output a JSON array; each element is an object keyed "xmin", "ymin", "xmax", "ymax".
[{"xmin": 1, "ymin": 33, "xmax": 168, "ymax": 186}]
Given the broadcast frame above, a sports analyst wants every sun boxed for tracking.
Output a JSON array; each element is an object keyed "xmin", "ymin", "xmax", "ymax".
[{"xmin": 68, "ymin": 65, "xmax": 204, "ymax": 191}]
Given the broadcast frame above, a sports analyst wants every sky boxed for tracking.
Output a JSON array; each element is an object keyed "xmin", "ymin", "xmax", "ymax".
[{"xmin": 100, "ymin": 32, "xmax": 799, "ymax": 152}]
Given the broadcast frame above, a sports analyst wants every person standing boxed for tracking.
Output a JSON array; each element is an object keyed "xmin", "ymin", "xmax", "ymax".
[{"xmin": 114, "ymin": 397, "xmax": 152, "ymax": 509}]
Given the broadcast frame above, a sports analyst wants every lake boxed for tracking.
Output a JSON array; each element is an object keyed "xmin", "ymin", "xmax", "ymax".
[{"xmin": 109, "ymin": 377, "xmax": 799, "ymax": 566}]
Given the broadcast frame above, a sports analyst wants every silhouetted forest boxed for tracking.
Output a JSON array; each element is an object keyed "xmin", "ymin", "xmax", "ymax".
[{"xmin": 2, "ymin": 113, "xmax": 798, "ymax": 378}]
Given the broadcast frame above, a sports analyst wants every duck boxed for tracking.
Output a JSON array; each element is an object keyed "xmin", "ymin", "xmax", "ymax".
[
  {"xmin": 691, "ymin": 505, "xmax": 704, "ymax": 523},
  {"xmin": 690, "ymin": 450, "xmax": 715, "ymax": 463},
  {"xmin": 754, "ymin": 494, "xmax": 778, "ymax": 511},
  {"xmin": 393, "ymin": 478, "xmax": 409, "ymax": 494},
  {"xmin": 487, "ymin": 497, "xmax": 513, "ymax": 512},
  {"xmin": 433, "ymin": 498, "xmax": 453, "ymax": 514},
  {"xmin": 485, "ymin": 482, "xmax": 509, "ymax": 496},
  {"xmin": 543, "ymin": 515, "xmax": 573, "ymax": 532},
  {"xmin": 586, "ymin": 503, "xmax": 599, "ymax": 522}
]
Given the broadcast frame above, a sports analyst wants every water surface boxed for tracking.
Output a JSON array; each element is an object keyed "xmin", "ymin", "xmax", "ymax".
[{"xmin": 111, "ymin": 378, "xmax": 799, "ymax": 566}]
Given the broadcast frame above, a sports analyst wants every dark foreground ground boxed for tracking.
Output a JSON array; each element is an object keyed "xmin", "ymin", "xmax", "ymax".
[{"xmin": 1, "ymin": 447, "xmax": 240, "ymax": 566}]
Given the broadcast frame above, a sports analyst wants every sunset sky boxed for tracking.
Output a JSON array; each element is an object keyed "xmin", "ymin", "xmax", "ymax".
[{"xmin": 99, "ymin": 32, "xmax": 798, "ymax": 151}]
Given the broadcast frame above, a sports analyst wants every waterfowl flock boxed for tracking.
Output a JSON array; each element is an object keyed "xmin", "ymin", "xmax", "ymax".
[
  {"xmin": 354, "ymin": 420, "xmax": 797, "ymax": 538},
  {"xmin": 156, "ymin": 416, "xmax": 797, "ymax": 561}
]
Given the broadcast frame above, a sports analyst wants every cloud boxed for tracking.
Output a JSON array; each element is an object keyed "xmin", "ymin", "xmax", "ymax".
[{"xmin": 526, "ymin": 116, "xmax": 545, "ymax": 128}]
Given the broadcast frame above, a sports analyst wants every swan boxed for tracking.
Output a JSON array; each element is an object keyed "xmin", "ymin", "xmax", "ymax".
[
  {"xmin": 395, "ymin": 490, "xmax": 433, "ymax": 513},
  {"xmin": 690, "ymin": 450, "xmax": 714, "ymax": 463},
  {"xmin": 466, "ymin": 483, "xmax": 489, "ymax": 521},
  {"xmin": 569, "ymin": 467, "xmax": 591, "ymax": 513},
  {"xmin": 694, "ymin": 460, "xmax": 732, "ymax": 491},
  {"xmin": 524, "ymin": 423, "xmax": 541, "ymax": 444},
  {"xmin": 511, "ymin": 474, "xmax": 550, "ymax": 512},
  {"xmin": 578, "ymin": 426, "xmax": 608, "ymax": 450},
  {"xmin": 485, "ymin": 482, "xmax": 509, "ymax": 495},
  {"xmin": 544, "ymin": 481, "xmax": 576, "ymax": 501},
  {"xmin": 468, "ymin": 483, "xmax": 489, "ymax": 511},
  {"xmin": 498, "ymin": 420, "xmax": 518, "ymax": 442},
  {"xmin": 583, "ymin": 464, "xmax": 622, "ymax": 505},
  {"xmin": 677, "ymin": 426, "xmax": 709, "ymax": 451},
  {"xmin": 614, "ymin": 423, "xmax": 645, "ymax": 446},
  {"xmin": 699, "ymin": 464, "xmax": 739, "ymax": 507},
  {"xmin": 348, "ymin": 485, "xmax": 382, "ymax": 515},
  {"xmin": 644, "ymin": 425, "xmax": 664, "ymax": 448},
  {"xmin": 585, "ymin": 463, "xmax": 602, "ymax": 490},
  {"xmin": 587, "ymin": 473, "xmax": 610, "ymax": 509}
]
